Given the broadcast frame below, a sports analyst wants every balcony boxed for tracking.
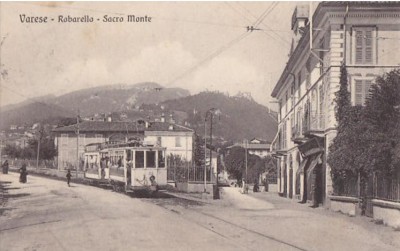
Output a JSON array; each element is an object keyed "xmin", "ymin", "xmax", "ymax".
[
  {"xmin": 291, "ymin": 127, "xmax": 307, "ymax": 145},
  {"xmin": 303, "ymin": 111, "xmax": 325, "ymax": 137}
]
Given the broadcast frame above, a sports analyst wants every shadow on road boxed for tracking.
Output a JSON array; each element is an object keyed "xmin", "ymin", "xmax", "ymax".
[{"xmin": 0, "ymin": 180, "xmax": 31, "ymax": 216}]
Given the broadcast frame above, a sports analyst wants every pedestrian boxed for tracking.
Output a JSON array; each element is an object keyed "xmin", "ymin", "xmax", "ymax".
[
  {"xmin": 264, "ymin": 177, "xmax": 269, "ymax": 192},
  {"xmin": 253, "ymin": 179, "xmax": 259, "ymax": 192},
  {"xmin": 19, "ymin": 163, "xmax": 27, "ymax": 183},
  {"xmin": 66, "ymin": 169, "xmax": 72, "ymax": 187},
  {"xmin": 2, "ymin": 160, "xmax": 9, "ymax": 174}
]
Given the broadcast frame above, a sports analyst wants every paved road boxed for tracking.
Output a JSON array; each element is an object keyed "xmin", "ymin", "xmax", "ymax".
[
  {"xmin": 0, "ymin": 173, "xmax": 244, "ymax": 251},
  {"xmin": 1, "ymin": 173, "xmax": 399, "ymax": 251}
]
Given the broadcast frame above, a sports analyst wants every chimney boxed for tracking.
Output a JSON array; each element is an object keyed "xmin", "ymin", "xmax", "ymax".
[{"xmin": 291, "ymin": 5, "xmax": 309, "ymax": 40}]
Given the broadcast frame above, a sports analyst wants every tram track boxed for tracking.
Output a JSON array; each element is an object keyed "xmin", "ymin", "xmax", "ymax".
[
  {"xmin": 140, "ymin": 192, "xmax": 309, "ymax": 251},
  {"xmin": 3, "ymin": 172, "xmax": 308, "ymax": 250},
  {"xmin": 72, "ymin": 179, "xmax": 309, "ymax": 250}
]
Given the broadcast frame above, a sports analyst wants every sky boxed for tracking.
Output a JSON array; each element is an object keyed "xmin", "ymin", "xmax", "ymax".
[{"xmin": 0, "ymin": 1, "xmax": 301, "ymax": 109}]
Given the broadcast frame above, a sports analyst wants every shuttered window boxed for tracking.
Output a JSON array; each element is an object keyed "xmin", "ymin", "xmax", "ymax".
[
  {"xmin": 354, "ymin": 27, "xmax": 374, "ymax": 64},
  {"xmin": 354, "ymin": 79, "xmax": 373, "ymax": 106}
]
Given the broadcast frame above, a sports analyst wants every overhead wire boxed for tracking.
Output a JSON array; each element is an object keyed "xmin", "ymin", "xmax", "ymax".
[
  {"xmin": 253, "ymin": 2, "xmax": 277, "ymax": 28},
  {"xmin": 165, "ymin": 32, "xmax": 250, "ymax": 86},
  {"xmin": 235, "ymin": 2, "xmax": 291, "ymax": 46}
]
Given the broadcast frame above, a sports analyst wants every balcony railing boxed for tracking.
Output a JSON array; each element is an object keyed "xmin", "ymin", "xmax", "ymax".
[{"xmin": 303, "ymin": 111, "xmax": 325, "ymax": 137}]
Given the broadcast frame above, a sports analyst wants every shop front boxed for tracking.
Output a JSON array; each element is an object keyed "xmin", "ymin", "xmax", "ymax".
[{"xmin": 297, "ymin": 137, "xmax": 325, "ymax": 207}]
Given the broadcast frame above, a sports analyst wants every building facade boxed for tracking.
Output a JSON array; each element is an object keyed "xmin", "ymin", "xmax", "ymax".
[
  {"xmin": 53, "ymin": 121, "xmax": 194, "ymax": 170},
  {"xmin": 271, "ymin": 2, "xmax": 400, "ymax": 206}
]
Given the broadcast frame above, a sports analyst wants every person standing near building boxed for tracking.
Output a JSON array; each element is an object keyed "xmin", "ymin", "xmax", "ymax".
[{"xmin": 66, "ymin": 169, "xmax": 72, "ymax": 187}]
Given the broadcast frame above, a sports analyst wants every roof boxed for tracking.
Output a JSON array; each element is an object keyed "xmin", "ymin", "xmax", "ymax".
[
  {"xmin": 227, "ymin": 143, "xmax": 271, "ymax": 150},
  {"xmin": 145, "ymin": 122, "xmax": 193, "ymax": 132},
  {"xmin": 52, "ymin": 121, "xmax": 193, "ymax": 133},
  {"xmin": 53, "ymin": 121, "xmax": 145, "ymax": 133}
]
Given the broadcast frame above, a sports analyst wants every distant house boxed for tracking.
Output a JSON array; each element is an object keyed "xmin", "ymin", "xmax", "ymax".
[
  {"xmin": 144, "ymin": 122, "xmax": 194, "ymax": 161},
  {"xmin": 53, "ymin": 120, "xmax": 194, "ymax": 170},
  {"xmin": 227, "ymin": 138, "xmax": 271, "ymax": 158}
]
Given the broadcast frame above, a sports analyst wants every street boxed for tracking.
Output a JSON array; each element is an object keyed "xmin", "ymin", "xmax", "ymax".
[{"xmin": 1, "ymin": 173, "xmax": 399, "ymax": 251}]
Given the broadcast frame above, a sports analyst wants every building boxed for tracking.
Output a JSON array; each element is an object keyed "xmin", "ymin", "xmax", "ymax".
[
  {"xmin": 144, "ymin": 122, "xmax": 194, "ymax": 161},
  {"xmin": 271, "ymin": 2, "xmax": 400, "ymax": 206},
  {"xmin": 53, "ymin": 120, "xmax": 194, "ymax": 170},
  {"xmin": 227, "ymin": 138, "xmax": 271, "ymax": 158}
]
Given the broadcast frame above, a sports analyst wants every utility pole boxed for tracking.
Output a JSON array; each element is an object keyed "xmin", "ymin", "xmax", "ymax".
[
  {"xmin": 204, "ymin": 116, "xmax": 207, "ymax": 193},
  {"xmin": 245, "ymin": 139, "xmax": 248, "ymax": 184},
  {"xmin": 76, "ymin": 112, "xmax": 80, "ymax": 178},
  {"xmin": 36, "ymin": 124, "xmax": 43, "ymax": 170}
]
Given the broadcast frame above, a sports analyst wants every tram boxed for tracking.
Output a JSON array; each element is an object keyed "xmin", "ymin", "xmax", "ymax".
[{"xmin": 83, "ymin": 142, "xmax": 167, "ymax": 192}]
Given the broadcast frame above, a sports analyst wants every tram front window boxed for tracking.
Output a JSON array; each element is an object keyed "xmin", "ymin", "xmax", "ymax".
[
  {"xmin": 147, "ymin": 151, "xmax": 156, "ymax": 168},
  {"xmin": 135, "ymin": 151, "xmax": 144, "ymax": 168},
  {"xmin": 158, "ymin": 151, "xmax": 165, "ymax": 168}
]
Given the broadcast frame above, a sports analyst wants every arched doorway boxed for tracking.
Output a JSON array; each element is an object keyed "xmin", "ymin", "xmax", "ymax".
[{"xmin": 283, "ymin": 157, "xmax": 287, "ymax": 197}]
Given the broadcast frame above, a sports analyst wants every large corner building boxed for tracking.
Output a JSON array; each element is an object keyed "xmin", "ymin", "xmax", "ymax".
[{"xmin": 271, "ymin": 2, "xmax": 400, "ymax": 207}]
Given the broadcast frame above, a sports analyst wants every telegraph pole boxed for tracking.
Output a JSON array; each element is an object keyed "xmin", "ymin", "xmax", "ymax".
[
  {"xmin": 36, "ymin": 124, "xmax": 43, "ymax": 170},
  {"xmin": 204, "ymin": 116, "xmax": 207, "ymax": 193},
  {"xmin": 245, "ymin": 139, "xmax": 248, "ymax": 184},
  {"xmin": 76, "ymin": 112, "xmax": 80, "ymax": 178}
]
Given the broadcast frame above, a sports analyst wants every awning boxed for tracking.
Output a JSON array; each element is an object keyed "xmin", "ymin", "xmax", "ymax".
[
  {"xmin": 306, "ymin": 153, "xmax": 323, "ymax": 178},
  {"xmin": 298, "ymin": 137, "xmax": 324, "ymax": 157},
  {"xmin": 296, "ymin": 158, "xmax": 309, "ymax": 176}
]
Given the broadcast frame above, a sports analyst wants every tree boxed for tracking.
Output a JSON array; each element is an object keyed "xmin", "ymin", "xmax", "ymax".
[
  {"xmin": 334, "ymin": 64, "xmax": 351, "ymax": 124},
  {"xmin": 363, "ymin": 70, "xmax": 400, "ymax": 175},
  {"xmin": 26, "ymin": 138, "xmax": 57, "ymax": 160},
  {"xmin": 328, "ymin": 69, "xmax": 400, "ymax": 202},
  {"xmin": 193, "ymin": 133, "xmax": 205, "ymax": 168},
  {"xmin": 3, "ymin": 144, "xmax": 22, "ymax": 158},
  {"xmin": 224, "ymin": 146, "xmax": 269, "ymax": 183},
  {"xmin": 328, "ymin": 64, "xmax": 366, "ymax": 193}
]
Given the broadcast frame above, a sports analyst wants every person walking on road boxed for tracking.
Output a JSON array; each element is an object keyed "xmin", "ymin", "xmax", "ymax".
[
  {"xmin": 2, "ymin": 160, "xmax": 9, "ymax": 174},
  {"xmin": 66, "ymin": 169, "xmax": 72, "ymax": 187}
]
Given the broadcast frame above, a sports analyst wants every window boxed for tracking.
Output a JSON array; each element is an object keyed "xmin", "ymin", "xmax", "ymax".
[
  {"xmin": 175, "ymin": 137, "xmax": 182, "ymax": 147},
  {"xmin": 354, "ymin": 79, "xmax": 373, "ymax": 106},
  {"xmin": 135, "ymin": 151, "xmax": 144, "ymax": 168},
  {"xmin": 156, "ymin": 136, "xmax": 162, "ymax": 146},
  {"xmin": 354, "ymin": 27, "xmax": 374, "ymax": 64},
  {"xmin": 285, "ymin": 91, "xmax": 289, "ymax": 115},
  {"xmin": 158, "ymin": 151, "xmax": 165, "ymax": 168},
  {"xmin": 319, "ymin": 85, "xmax": 325, "ymax": 128},
  {"xmin": 291, "ymin": 82, "xmax": 296, "ymax": 108},
  {"xmin": 146, "ymin": 151, "xmax": 156, "ymax": 168},
  {"xmin": 298, "ymin": 70, "xmax": 302, "ymax": 98}
]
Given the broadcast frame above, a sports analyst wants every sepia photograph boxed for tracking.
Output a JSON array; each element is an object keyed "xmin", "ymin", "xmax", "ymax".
[{"xmin": 0, "ymin": 1, "xmax": 399, "ymax": 250}]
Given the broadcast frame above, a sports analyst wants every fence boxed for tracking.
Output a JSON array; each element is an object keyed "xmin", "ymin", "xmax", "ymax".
[
  {"xmin": 333, "ymin": 171, "xmax": 400, "ymax": 203},
  {"xmin": 375, "ymin": 172, "xmax": 400, "ymax": 202},
  {"xmin": 333, "ymin": 177, "xmax": 359, "ymax": 198},
  {"xmin": 167, "ymin": 164, "xmax": 214, "ymax": 183},
  {"xmin": 5, "ymin": 158, "xmax": 57, "ymax": 169}
]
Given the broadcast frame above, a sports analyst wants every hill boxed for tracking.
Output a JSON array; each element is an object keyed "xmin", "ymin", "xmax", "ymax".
[
  {"xmin": 0, "ymin": 82, "xmax": 190, "ymax": 130},
  {"xmin": 161, "ymin": 92, "xmax": 278, "ymax": 142}
]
